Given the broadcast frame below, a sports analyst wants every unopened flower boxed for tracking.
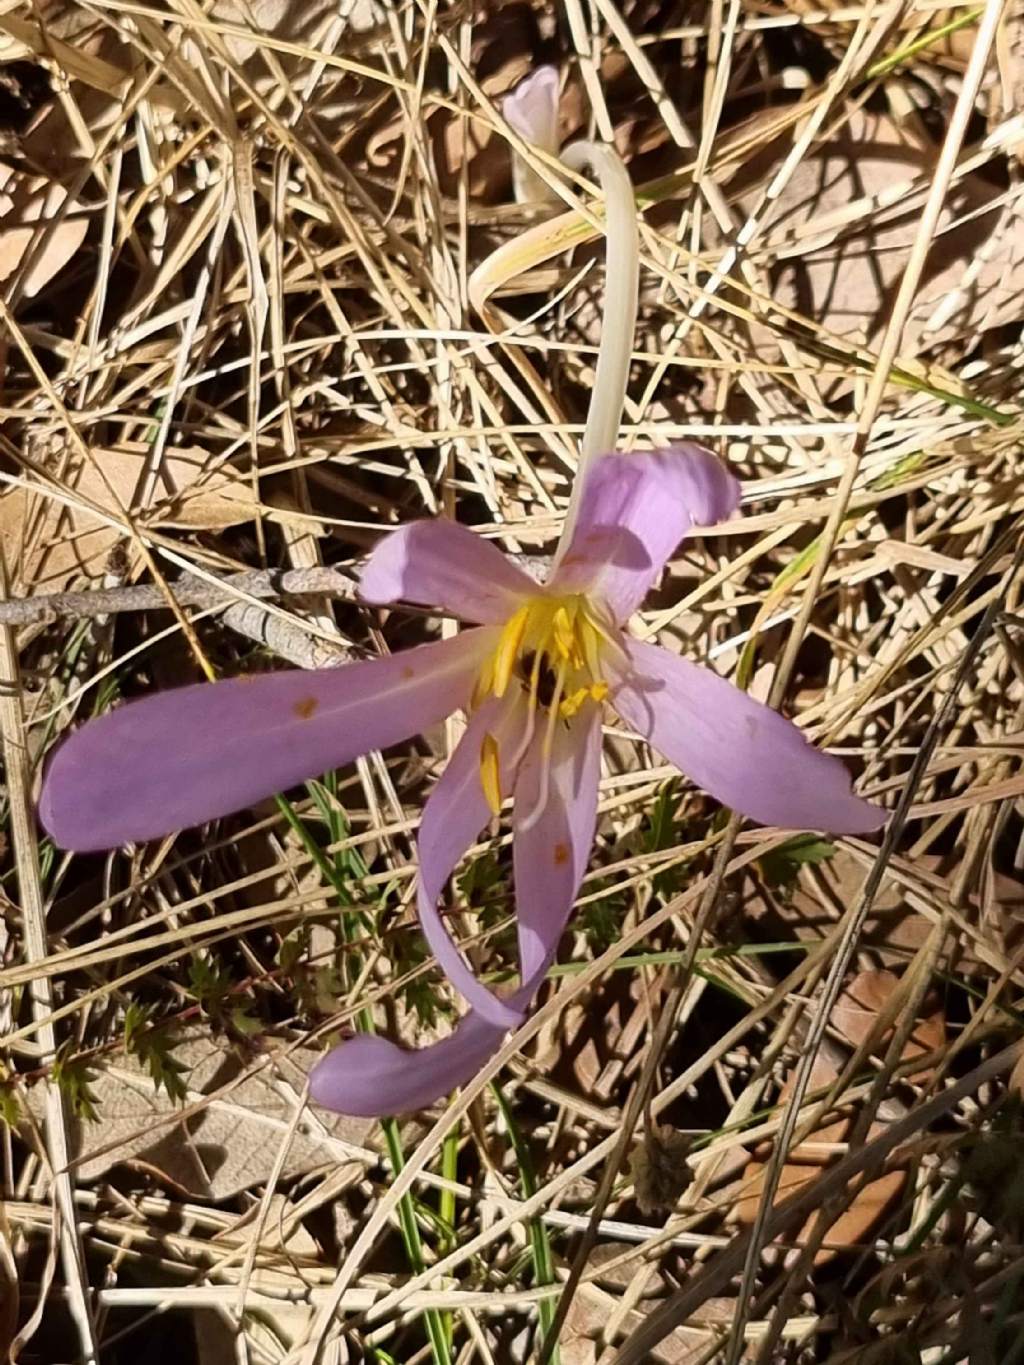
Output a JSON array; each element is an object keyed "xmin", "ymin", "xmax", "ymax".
[
  {"xmin": 40, "ymin": 446, "xmax": 884, "ymax": 1116},
  {"xmin": 502, "ymin": 64, "xmax": 562, "ymax": 204}
]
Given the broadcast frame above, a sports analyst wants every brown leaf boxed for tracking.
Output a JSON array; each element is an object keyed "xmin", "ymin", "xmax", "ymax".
[
  {"xmin": 734, "ymin": 968, "xmax": 942, "ymax": 1262},
  {"xmin": 747, "ymin": 847, "xmax": 943, "ymax": 969},
  {"xmin": 832, "ymin": 968, "xmax": 946, "ymax": 1079},
  {"xmin": 1, "ymin": 442, "xmax": 255, "ymax": 594},
  {"xmin": 200, "ymin": 0, "xmax": 357, "ymax": 68},
  {"xmin": 25, "ymin": 1029, "xmax": 375, "ymax": 1199},
  {"xmin": 0, "ymin": 164, "xmax": 88, "ymax": 297},
  {"xmin": 777, "ymin": 1045, "xmax": 850, "ymax": 1159},
  {"xmin": 735, "ymin": 107, "xmax": 1024, "ymax": 365},
  {"xmin": 776, "ymin": 1, "xmax": 974, "ymax": 69},
  {"xmin": 734, "ymin": 1160, "xmax": 905, "ymax": 1266}
]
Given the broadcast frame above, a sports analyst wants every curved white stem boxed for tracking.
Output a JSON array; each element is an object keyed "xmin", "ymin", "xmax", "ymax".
[{"xmin": 554, "ymin": 140, "xmax": 639, "ymax": 562}]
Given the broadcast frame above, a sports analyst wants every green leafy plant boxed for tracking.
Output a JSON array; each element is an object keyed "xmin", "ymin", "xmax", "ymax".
[
  {"xmin": 759, "ymin": 833, "xmax": 837, "ymax": 892},
  {"xmin": 51, "ymin": 1041, "xmax": 99, "ymax": 1122},
  {"xmin": 123, "ymin": 1002, "xmax": 189, "ymax": 1102}
]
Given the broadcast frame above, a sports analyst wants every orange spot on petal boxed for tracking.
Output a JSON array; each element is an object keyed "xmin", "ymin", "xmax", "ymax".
[
  {"xmin": 553, "ymin": 842, "xmax": 570, "ymax": 866},
  {"xmin": 293, "ymin": 696, "xmax": 319, "ymax": 720},
  {"xmin": 401, "ymin": 666, "xmax": 415, "ymax": 679}
]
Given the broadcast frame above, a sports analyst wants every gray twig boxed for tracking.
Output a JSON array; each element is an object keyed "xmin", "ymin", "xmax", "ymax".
[{"xmin": 0, "ymin": 567, "xmax": 358, "ymax": 627}]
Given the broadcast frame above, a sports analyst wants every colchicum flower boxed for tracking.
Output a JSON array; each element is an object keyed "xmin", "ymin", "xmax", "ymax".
[
  {"xmin": 40, "ymin": 445, "xmax": 885, "ymax": 1117},
  {"xmin": 502, "ymin": 64, "xmax": 562, "ymax": 204}
]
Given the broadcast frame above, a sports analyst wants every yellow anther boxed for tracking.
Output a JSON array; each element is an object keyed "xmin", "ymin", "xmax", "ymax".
[
  {"xmin": 492, "ymin": 606, "xmax": 529, "ymax": 697},
  {"xmin": 476, "ymin": 594, "xmax": 611, "ymax": 730},
  {"xmin": 552, "ymin": 605, "xmax": 576, "ymax": 660},
  {"xmin": 559, "ymin": 687, "xmax": 590, "ymax": 719},
  {"xmin": 479, "ymin": 732, "xmax": 502, "ymax": 815}
]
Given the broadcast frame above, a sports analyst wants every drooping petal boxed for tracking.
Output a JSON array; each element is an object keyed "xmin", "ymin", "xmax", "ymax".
[
  {"xmin": 311, "ymin": 700, "xmax": 604, "ymax": 1119},
  {"xmin": 513, "ymin": 703, "xmax": 603, "ymax": 987},
  {"xmin": 415, "ymin": 694, "xmax": 528, "ymax": 1029},
  {"xmin": 612, "ymin": 637, "xmax": 886, "ymax": 834},
  {"xmin": 360, "ymin": 520, "xmax": 537, "ymax": 623},
  {"xmin": 309, "ymin": 1009, "xmax": 511, "ymax": 1117},
  {"xmin": 549, "ymin": 446, "xmax": 740, "ymax": 623},
  {"xmin": 40, "ymin": 630, "xmax": 493, "ymax": 853}
]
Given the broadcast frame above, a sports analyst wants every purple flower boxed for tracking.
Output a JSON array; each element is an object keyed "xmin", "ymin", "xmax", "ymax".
[
  {"xmin": 502, "ymin": 64, "xmax": 562, "ymax": 204},
  {"xmin": 503, "ymin": 65, "xmax": 560, "ymax": 157},
  {"xmin": 40, "ymin": 446, "xmax": 884, "ymax": 1116}
]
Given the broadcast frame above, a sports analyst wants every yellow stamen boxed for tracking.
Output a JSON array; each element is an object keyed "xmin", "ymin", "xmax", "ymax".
[
  {"xmin": 479, "ymin": 732, "xmax": 502, "ymax": 815},
  {"xmin": 474, "ymin": 595, "xmax": 613, "ymax": 810},
  {"xmin": 492, "ymin": 606, "xmax": 529, "ymax": 697},
  {"xmin": 559, "ymin": 687, "xmax": 590, "ymax": 719},
  {"xmin": 552, "ymin": 604, "xmax": 576, "ymax": 660}
]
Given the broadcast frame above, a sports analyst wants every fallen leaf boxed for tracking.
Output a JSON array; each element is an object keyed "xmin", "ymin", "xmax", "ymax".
[
  {"xmin": 200, "ymin": 0, "xmax": 354, "ymax": 69},
  {"xmin": 777, "ymin": 0, "xmax": 977, "ymax": 69},
  {"xmin": 733, "ymin": 968, "xmax": 945, "ymax": 1263},
  {"xmin": 0, "ymin": 442, "xmax": 256, "ymax": 594},
  {"xmin": 832, "ymin": 968, "xmax": 946, "ymax": 1079},
  {"xmin": 25, "ymin": 1028, "xmax": 375, "ymax": 1199},
  {"xmin": 776, "ymin": 1045, "xmax": 850, "ymax": 1160},
  {"xmin": 746, "ymin": 848, "xmax": 967, "ymax": 970},
  {"xmin": 733, "ymin": 107, "xmax": 1024, "ymax": 367},
  {"xmin": 734, "ymin": 1159, "xmax": 905, "ymax": 1267},
  {"xmin": 0, "ymin": 164, "xmax": 88, "ymax": 297}
]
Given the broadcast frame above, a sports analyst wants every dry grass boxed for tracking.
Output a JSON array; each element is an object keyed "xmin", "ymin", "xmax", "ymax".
[{"xmin": 2, "ymin": 1, "xmax": 1024, "ymax": 1362}]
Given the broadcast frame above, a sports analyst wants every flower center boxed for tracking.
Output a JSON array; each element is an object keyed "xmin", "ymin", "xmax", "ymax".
[{"xmin": 474, "ymin": 595, "xmax": 612, "ymax": 816}]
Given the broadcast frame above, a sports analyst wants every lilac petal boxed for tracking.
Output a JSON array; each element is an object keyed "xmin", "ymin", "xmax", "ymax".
[
  {"xmin": 40, "ymin": 630, "xmax": 492, "ymax": 853},
  {"xmin": 309, "ymin": 1009, "xmax": 511, "ymax": 1117},
  {"xmin": 416, "ymin": 695, "xmax": 528, "ymax": 1029},
  {"xmin": 513, "ymin": 704, "xmax": 602, "ymax": 988},
  {"xmin": 360, "ymin": 520, "xmax": 536, "ymax": 624},
  {"xmin": 549, "ymin": 446, "xmax": 741, "ymax": 623},
  {"xmin": 612, "ymin": 638, "xmax": 887, "ymax": 834},
  {"xmin": 310, "ymin": 706, "xmax": 603, "ymax": 1119},
  {"xmin": 502, "ymin": 65, "xmax": 560, "ymax": 153}
]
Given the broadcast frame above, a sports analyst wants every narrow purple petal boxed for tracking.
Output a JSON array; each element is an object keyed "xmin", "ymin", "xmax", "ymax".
[
  {"xmin": 612, "ymin": 637, "xmax": 886, "ymax": 834},
  {"xmin": 310, "ymin": 701, "xmax": 603, "ymax": 1120},
  {"xmin": 40, "ymin": 630, "xmax": 493, "ymax": 852},
  {"xmin": 360, "ymin": 520, "xmax": 537, "ymax": 624},
  {"xmin": 513, "ymin": 705, "xmax": 602, "ymax": 988},
  {"xmin": 416, "ymin": 695, "xmax": 528, "ymax": 1029},
  {"xmin": 548, "ymin": 446, "xmax": 740, "ymax": 623},
  {"xmin": 309, "ymin": 1010, "xmax": 510, "ymax": 1117}
]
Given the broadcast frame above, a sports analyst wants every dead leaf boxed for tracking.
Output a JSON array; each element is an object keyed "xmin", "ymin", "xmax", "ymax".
[
  {"xmin": 777, "ymin": 1045, "xmax": 850, "ymax": 1160},
  {"xmin": 0, "ymin": 164, "xmax": 88, "ymax": 297},
  {"xmin": 0, "ymin": 442, "xmax": 256, "ymax": 594},
  {"xmin": 734, "ymin": 107, "xmax": 1024, "ymax": 366},
  {"xmin": 777, "ymin": 1, "xmax": 976, "ymax": 69},
  {"xmin": 200, "ymin": 0, "xmax": 352, "ymax": 68},
  {"xmin": 24, "ymin": 1028, "xmax": 375, "ymax": 1199},
  {"xmin": 734, "ymin": 1159, "xmax": 905, "ymax": 1267},
  {"xmin": 994, "ymin": 3, "xmax": 1024, "ymax": 130},
  {"xmin": 746, "ymin": 848, "xmax": 982, "ymax": 971},
  {"xmin": 832, "ymin": 968, "xmax": 946, "ymax": 1079},
  {"xmin": 733, "ymin": 968, "xmax": 944, "ymax": 1263}
]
